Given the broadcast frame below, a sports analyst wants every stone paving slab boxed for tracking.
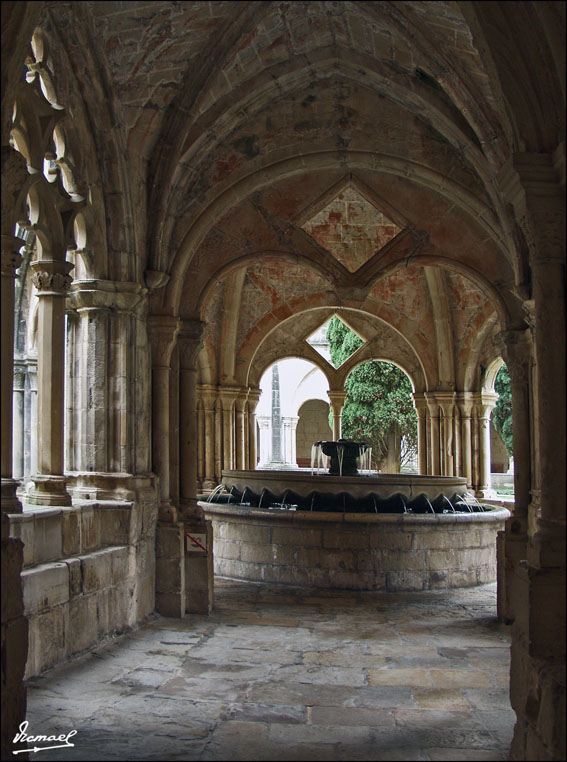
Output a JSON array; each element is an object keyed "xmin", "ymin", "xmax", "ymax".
[{"xmin": 22, "ymin": 580, "xmax": 513, "ymax": 761}]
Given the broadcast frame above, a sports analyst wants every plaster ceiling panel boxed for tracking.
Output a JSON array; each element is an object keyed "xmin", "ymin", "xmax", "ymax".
[
  {"xmin": 446, "ymin": 272, "xmax": 497, "ymax": 344},
  {"xmin": 301, "ymin": 186, "xmax": 402, "ymax": 272},
  {"xmin": 367, "ymin": 267, "xmax": 431, "ymax": 324},
  {"xmin": 236, "ymin": 261, "xmax": 332, "ymax": 353}
]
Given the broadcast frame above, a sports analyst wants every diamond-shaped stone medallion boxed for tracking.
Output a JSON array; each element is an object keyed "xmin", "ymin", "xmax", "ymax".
[
  {"xmin": 306, "ymin": 316, "xmax": 364, "ymax": 369},
  {"xmin": 301, "ymin": 186, "xmax": 401, "ymax": 272}
]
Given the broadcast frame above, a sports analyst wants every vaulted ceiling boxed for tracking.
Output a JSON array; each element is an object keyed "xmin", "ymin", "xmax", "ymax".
[{"xmin": 3, "ymin": 1, "xmax": 564, "ymax": 392}]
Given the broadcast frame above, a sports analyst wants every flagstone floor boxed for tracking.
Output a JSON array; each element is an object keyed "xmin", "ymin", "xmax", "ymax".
[{"xmin": 23, "ymin": 579, "xmax": 515, "ymax": 761}]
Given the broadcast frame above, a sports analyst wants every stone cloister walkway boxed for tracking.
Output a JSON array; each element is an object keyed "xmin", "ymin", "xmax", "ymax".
[{"xmin": 23, "ymin": 579, "xmax": 514, "ymax": 761}]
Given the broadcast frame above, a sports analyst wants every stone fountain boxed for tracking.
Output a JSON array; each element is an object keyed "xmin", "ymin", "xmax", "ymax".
[{"xmin": 198, "ymin": 440, "xmax": 510, "ymax": 591}]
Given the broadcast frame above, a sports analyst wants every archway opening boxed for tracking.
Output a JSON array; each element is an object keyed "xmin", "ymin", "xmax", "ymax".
[{"xmin": 327, "ymin": 317, "xmax": 417, "ymax": 474}]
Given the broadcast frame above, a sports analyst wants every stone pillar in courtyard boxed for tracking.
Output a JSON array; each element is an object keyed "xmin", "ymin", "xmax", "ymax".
[
  {"xmin": 457, "ymin": 393, "xmax": 474, "ymax": 488},
  {"xmin": 219, "ymin": 388, "xmax": 237, "ymax": 471},
  {"xmin": 495, "ymin": 328, "xmax": 533, "ymax": 623},
  {"xmin": 425, "ymin": 393, "xmax": 440, "ymax": 475},
  {"xmin": 28, "ymin": 259, "xmax": 74, "ymax": 506},
  {"xmin": 178, "ymin": 320, "xmax": 213, "ymax": 615},
  {"xmin": 199, "ymin": 385, "xmax": 218, "ymax": 490},
  {"xmin": 1, "ymin": 235, "xmax": 24, "ymax": 512},
  {"xmin": 327, "ymin": 390, "xmax": 346, "ymax": 441},
  {"xmin": 437, "ymin": 392, "xmax": 456, "ymax": 477},
  {"xmin": 412, "ymin": 393, "xmax": 428, "ymax": 476},
  {"xmin": 235, "ymin": 390, "xmax": 248, "ymax": 470},
  {"xmin": 499, "ymin": 150, "xmax": 566, "ymax": 761},
  {"xmin": 247, "ymin": 389, "xmax": 261, "ymax": 469},
  {"xmin": 474, "ymin": 392, "xmax": 498, "ymax": 498},
  {"xmin": 150, "ymin": 316, "xmax": 185, "ymax": 617},
  {"xmin": 1, "ymin": 230, "xmax": 29, "ymax": 760}
]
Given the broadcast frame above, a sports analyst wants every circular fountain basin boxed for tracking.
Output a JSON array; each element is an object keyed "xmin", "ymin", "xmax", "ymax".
[
  {"xmin": 200, "ymin": 470, "xmax": 510, "ymax": 591},
  {"xmin": 221, "ymin": 468, "xmax": 469, "ymax": 501}
]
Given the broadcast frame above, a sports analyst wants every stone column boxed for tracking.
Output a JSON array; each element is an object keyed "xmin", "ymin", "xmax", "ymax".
[
  {"xmin": 197, "ymin": 397, "xmax": 205, "ymax": 489},
  {"xmin": 150, "ymin": 315, "xmax": 184, "ymax": 617},
  {"xmin": 457, "ymin": 393, "xmax": 474, "ymax": 488},
  {"xmin": 247, "ymin": 389, "xmax": 261, "ymax": 469},
  {"xmin": 498, "ymin": 149, "xmax": 566, "ymax": 762},
  {"xmin": 214, "ymin": 397, "xmax": 223, "ymax": 483},
  {"xmin": 235, "ymin": 390, "xmax": 248, "ymax": 470},
  {"xmin": 27, "ymin": 259, "xmax": 74, "ymax": 506},
  {"xmin": 219, "ymin": 388, "xmax": 237, "ymax": 471},
  {"xmin": 475, "ymin": 392, "xmax": 498, "ymax": 498},
  {"xmin": 437, "ymin": 392, "xmax": 456, "ymax": 476},
  {"xmin": 290, "ymin": 416, "xmax": 299, "ymax": 467},
  {"xmin": 200, "ymin": 386, "xmax": 218, "ymax": 490},
  {"xmin": 25, "ymin": 361, "xmax": 38, "ymax": 481},
  {"xmin": 178, "ymin": 320, "xmax": 213, "ymax": 615},
  {"xmin": 496, "ymin": 330, "xmax": 533, "ymax": 523},
  {"xmin": 328, "ymin": 390, "xmax": 346, "ymax": 440},
  {"xmin": 257, "ymin": 416, "xmax": 271, "ymax": 466},
  {"xmin": 12, "ymin": 363, "xmax": 25, "ymax": 481},
  {"xmin": 1, "ymin": 237, "xmax": 24, "ymax": 511},
  {"xmin": 425, "ymin": 393, "xmax": 440, "ymax": 475},
  {"xmin": 281, "ymin": 416, "xmax": 299, "ymax": 467},
  {"xmin": 177, "ymin": 320, "xmax": 204, "ymax": 519},
  {"xmin": 412, "ymin": 393, "xmax": 428, "ymax": 476},
  {"xmin": 149, "ymin": 316, "xmax": 179, "ymax": 522}
]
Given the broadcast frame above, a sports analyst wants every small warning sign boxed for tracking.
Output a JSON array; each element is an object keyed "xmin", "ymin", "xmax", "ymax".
[{"xmin": 186, "ymin": 532, "xmax": 207, "ymax": 553}]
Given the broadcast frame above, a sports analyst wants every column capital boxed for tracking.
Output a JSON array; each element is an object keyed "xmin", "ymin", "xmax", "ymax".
[
  {"xmin": 218, "ymin": 386, "xmax": 239, "ymax": 410},
  {"xmin": 68, "ymin": 279, "xmax": 144, "ymax": 312},
  {"xmin": 472, "ymin": 391, "xmax": 499, "ymax": 417},
  {"xmin": 495, "ymin": 329, "xmax": 533, "ymax": 385},
  {"xmin": 435, "ymin": 391, "xmax": 456, "ymax": 414},
  {"xmin": 497, "ymin": 150, "xmax": 565, "ymax": 266},
  {"xmin": 177, "ymin": 319, "xmax": 205, "ymax": 371},
  {"xmin": 148, "ymin": 315, "xmax": 179, "ymax": 368},
  {"xmin": 456, "ymin": 391, "xmax": 475, "ymax": 417},
  {"xmin": 30, "ymin": 259, "xmax": 74, "ymax": 295},
  {"xmin": 235, "ymin": 389, "xmax": 249, "ymax": 413},
  {"xmin": 411, "ymin": 392, "xmax": 428, "ymax": 416},
  {"xmin": 247, "ymin": 387, "xmax": 261, "ymax": 412},
  {"xmin": 327, "ymin": 390, "xmax": 347, "ymax": 408}
]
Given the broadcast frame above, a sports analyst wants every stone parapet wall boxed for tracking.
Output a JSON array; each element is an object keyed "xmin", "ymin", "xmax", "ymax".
[
  {"xmin": 202, "ymin": 503, "xmax": 510, "ymax": 591},
  {"xmin": 8, "ymin": 497, "xmax": 157, "ymax": 678}
]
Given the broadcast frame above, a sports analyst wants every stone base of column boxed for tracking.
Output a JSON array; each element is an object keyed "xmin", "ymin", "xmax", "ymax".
[
  {"xmin": 184, "ymin": 520, "xmax": 214, "ymax": 615},
  {"xmin": 27, "ymin": 475, "xmax": 72, "ymax": 506},
  {"xmin": 1, "ymin": 478, "xmax": 23, "ymax": 513},
  {"xmin": 155, "ymin": 521, "xmax": 185, "ymax": 618},
  {"xmin": 475, "ymin": 487, "xmax": 497, "ymax": 499}
]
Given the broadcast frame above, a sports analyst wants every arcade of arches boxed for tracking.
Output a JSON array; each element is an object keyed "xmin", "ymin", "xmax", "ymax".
[{"xmin": 1, "ymin": 2, "xmax": 565, "ymax": 760}]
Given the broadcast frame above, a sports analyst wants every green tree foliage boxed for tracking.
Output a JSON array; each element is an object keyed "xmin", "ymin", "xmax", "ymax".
[
  {"xmin": 326, "ymin": 317, "xmax": 417, "ymax": 468},
  {"xmin": 493, "ymin": 363, "xmax": 513, "ymax": 457}
]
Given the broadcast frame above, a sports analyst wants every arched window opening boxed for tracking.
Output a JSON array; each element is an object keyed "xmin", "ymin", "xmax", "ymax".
[
  {"xmin": 326, "ymin": 318, "xmax": 417, "ymax": 474},
  {"xmin": 490, "ymin": 362, "xmax": 514, "ymax": 496}
]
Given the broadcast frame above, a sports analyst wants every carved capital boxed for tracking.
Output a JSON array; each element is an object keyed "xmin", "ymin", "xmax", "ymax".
[
  {"xmin": 456, "ymin": 392, "xmax": 474, "ymax": 418},
  {"xmin": 148, "ymin": 315, "xmax": 178, "ymax": 368},
  {"xmin": 495, "ymin": 329, "xmax": 533, "ymax": 386},
  {"xmin": 30, "ymin": 259, "xmax": 73, "ymax": 295},
  {"xmin": 69, "ymin": 279, "xmax": 143, "ymax": 312},
  {"xmin": 178, "ymin": 319, "xmax": 205, "ymax": 370}
]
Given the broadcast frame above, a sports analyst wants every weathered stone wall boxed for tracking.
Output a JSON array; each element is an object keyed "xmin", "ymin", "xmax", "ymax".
[
  {"xmin": 9, "ymin": 498, "xmax": 156, "ymax": 678},
  {"xmin": 203, "ymin": 503, "xmax": 509, "ymax": 592}
]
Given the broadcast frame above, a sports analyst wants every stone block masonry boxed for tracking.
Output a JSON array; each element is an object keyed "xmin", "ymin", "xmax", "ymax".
[{"xmin": 202, "ymin": 503, "xmax": 509, "ymax": 592}]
